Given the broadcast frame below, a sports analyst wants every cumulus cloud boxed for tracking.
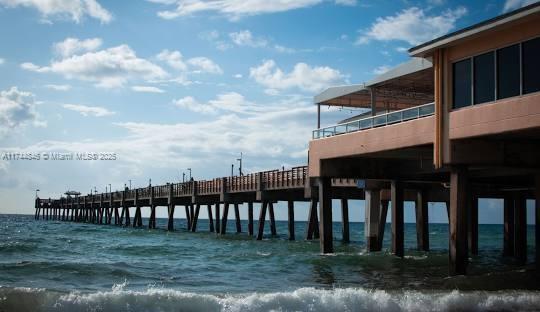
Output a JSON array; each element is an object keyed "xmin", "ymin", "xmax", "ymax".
[
  {"xmin": 131, "ymin": 86, "xmax": 165, "ymax": 93},
  {"xmin": 62, "ymin": 104, "xmax": 115, "ymax": 117},
  {"xmin": 503, "ymin": 0, "xmax": 538, "ymax": 12},
  {"xmin": 0, "ymin": 0, "xmax": 112, "ymax": 23},
  {"xmin": 0, "ymin": 58, "xmax": 4, "ymax": 65},
  {"xmin": 53, "ymin": 37, "xmax": 102, "ymax": 58},
  {"xmin": 44, "ymin": 84, "xmax": 71, "ymax": 91},
  {"xmin": 249, "ymin": 60, "xmax": 345, "ymax": 93},
  {"xmin": 187, "ymin": 57, "xmax": 223, "ymax": 74},
  {"xmin": 229, "ymin": 30, "xmax": 268, "ymax": 47},
  {"xmin": 151, "ymin": 0, "xmax": 356, "ymax": 20},
  {"xmin": 157, "ymin": 49, "xmax": 223, "ymax": 75},
  {"xmin": 356, "ymin": 6, "xmax": 467, "ymax": 46},
  {"xmin": 13, "ymin": 95, "xmax": 316, "ymax": 173},
  {"xmin": 21, "ymin": 44, "xmax": 167, "ymax": 89},
  {"xmin": 173, "ymin": 96, "xmax": 217, "ymax": 114},
  {"xmin": 0, "ymin": 87, "xmax": 44, "ymax": 137},
  {"xmin": 156, "ymin": 49, "xmax": 187, "ymax": 71}
]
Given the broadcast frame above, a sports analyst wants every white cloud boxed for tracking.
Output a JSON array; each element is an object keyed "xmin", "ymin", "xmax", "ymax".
[
  {"xmin": 45, "ymin": 84, "xmax": 71, "ymax": 91},
  {"xmin": 503, "ymin": 0, "xmax": 538, "ymax": 12},
  {"xmin": 395, "ymin": 46, "xmax": 408, "ymax": 53},
  {"xmin": 356, "ymin": 6, "xmax": 468, "ymax": 46},
  {"xmin": 152, "ymin": 0, "xmax": 355, "ymax": 20},
  {"xmin": 0, "ymin": 58, "xmax": 4, "ymax": 65},
  {"xmin": 249, "ymin": 59, "xmax": 345, "ymax": 93},
  {"xmin": 372, "ymin": 65, "xmax": 391, "ymax": 75},
  {"xmin": 156, "ymin": 49, "xmax": 187, "ymax": 71},
  {"xmin": 53, "ymin": 37, "xmax": 102, "ymax": 58},
  {"xmin": 62, "ymin": 104, "xmax": 115, "ymax": 117},
  {"xmin": 131, "ymin": 85, "xmax": 165, "ymax": 93},
  {"xmin": 173, "ymin": 96, "xmax": 217, "ymax": 114},
  {"xmin": 0, "ymin": 0, "xmax": 112, "ymax": 23},
  {"xmin": 233, "ymin": 73, "xmax": 242, "ymax": 78},
  {"xmin": 22, "ymin": 45, "xmax": 167, "ymax": 89},
  {"xmin": 0, "ymin": 87, "xmax": 44, "ymax": 137},
  {"xmin": 274, "ymin": 45, "xmax": 296, "ymax": 53},
  {"xmin": 229, "ymin": 30, "xmax": 267, "ymax": 47},
  {"xmin": 157, "ymin": 49, "xmax": 222, "ymax": 75},
  {"xmin": 199, "ymin": 30, "xmax": 232, "ymax": 51},
  {"xmin": 187, "ymin": 57, "xmax": 223, "ymax": 74}
]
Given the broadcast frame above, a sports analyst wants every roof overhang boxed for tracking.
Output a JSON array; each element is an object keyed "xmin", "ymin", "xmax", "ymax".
[
  {"xmin": 314, "ymin": 58, "xmax": 434, "ymax": 111},
  {"xmin": 409, "ymin": 2, "xmax": 540, "ymax": 57}
]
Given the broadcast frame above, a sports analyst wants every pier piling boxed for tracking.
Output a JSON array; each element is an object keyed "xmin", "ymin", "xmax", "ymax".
[{"xmin": 391, "ymin": 180, "xmax": 404, "ymax": 258}]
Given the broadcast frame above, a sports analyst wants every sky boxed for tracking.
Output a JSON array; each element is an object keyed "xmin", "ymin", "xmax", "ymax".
[{"xmin": 0, "ymin": 0, "xmax": 537, "ymax": 224}]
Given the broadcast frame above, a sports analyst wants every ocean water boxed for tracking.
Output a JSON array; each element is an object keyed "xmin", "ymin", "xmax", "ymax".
[{"xmin": 0, "ymin": 214, "xmax": 539, "ymax": 311}]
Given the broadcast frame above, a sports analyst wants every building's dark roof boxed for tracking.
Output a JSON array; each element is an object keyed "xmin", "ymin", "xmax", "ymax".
[{"xmin": 409, "ymin": 1, "xmax": 540, "ymax": 56}]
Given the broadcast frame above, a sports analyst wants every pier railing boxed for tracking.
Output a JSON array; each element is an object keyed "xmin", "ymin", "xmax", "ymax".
[
  {"xmin": 41, "ymin": 165, "xmax": 363, "ymax": 206},
  {"xmin": 312, "ymin": 102, "xmax": 435, "ymax": 139}
]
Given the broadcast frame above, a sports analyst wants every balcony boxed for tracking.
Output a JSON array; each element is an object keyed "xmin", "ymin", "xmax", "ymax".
[{"xmin": 312, "ymin": 102, "xmax": 435, "ymax": 139}]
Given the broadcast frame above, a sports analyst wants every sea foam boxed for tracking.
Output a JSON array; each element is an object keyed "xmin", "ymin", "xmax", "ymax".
[{"xmin": 1, "ymin": 286, "xmax": 540, "ymax": 312}]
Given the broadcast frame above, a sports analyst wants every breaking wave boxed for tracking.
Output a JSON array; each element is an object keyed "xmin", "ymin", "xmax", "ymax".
[{"xmin": 1, "ymin": 286, "xmax": 539, "ymax": 312}]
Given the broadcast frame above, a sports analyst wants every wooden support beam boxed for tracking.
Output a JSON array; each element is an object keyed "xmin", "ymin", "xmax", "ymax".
[
  {"xmin": 341, "ymin": 199, "xmax": 350, "ymax": 243},
  {"xmin": 288, "ymin": 201, "xmax": 295, "ymax": 241},
  {"xmin": 185, "ymin": 205, "xmax": 191, "ymax": 230},
  {"xmin": 114, "ymin": 207, "xmax": 120, "ymax": 225},
  {"xmin": 415, "ymin": 190, "xmax": 429, "ymax": 252},
  {"xmin": 220, "ymin": 203, "xmax": 229, "ymax": 235},
  {"xmin": 503, "ymin": 194, "xmax": 515, "ymax": 256},
  {"xmin": 119, "ymin": 207, "xmax": 125, "ymax": 226},
  {"xmin": 269, "ymin": 202, "xmax": 277, "ymax": 236},
  {"xmin": 319, "ymin": 177, "xmax": 333, "ymax": 254},
  {"xmin": 124, "ymin": 206, "xmax": 131, "ymax": 227},
  {"xmin": 514, "ymin": 193, "xmax": 527, "ymax": 264},
  {"xmin": 135, "ymin": 207, "xmax": 143, "ymax": 227},
  {"xmin": 391, "ymin": 180, "xmax": 404, "ymax": 258},
  {"xmin": 365, "ymin": 190, "xmax": 381, "ymax": 251},
  {"xmin": 207, "ymin": 204, "xmax": 214, "ymax": 232},
  {"xmin": 191, "ymin": 204, "xmax": 200, "ymax": 232},
  {"xmin": 215, "ymin": 203, "xmax": 220, "ymax": 234},
  {"xmin": 248, "ymin": 202, "xmax": 254, "ymax": 236},
  {"xmin": 468, "ymin": 195, "xmax": 478, "ymax": 255},
  {"xmin": 190, "ymin": 204, "xmax": 195, "ymax": 229},
  {"xmin": 449, "ymin": 167, "xmax": 469, "ymax": 276},
  {"xmin": 149, "ymin": 205, "xmax": 156, "ymax": 229},
  {"xmin": 234, "ymin": 203, "xmax": 242, "ymax": 233},
  {"xmin": 306, "ymin": 200, "xmax": 320, "ymax": 240},
  {"xmin": 256, "ymin": 202, "xmax": 268, "ymax": 240},
  {"xmin": 168, "ymin": 204, "xmax": 175, "ymax": 231},
  {"xmin": 378, "ymin": 199, "xmax": 389, "ymax": 251}
]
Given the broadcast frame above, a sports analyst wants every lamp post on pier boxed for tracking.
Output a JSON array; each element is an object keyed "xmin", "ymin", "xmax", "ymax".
[
  {"xmin": 35, "ymin": 189, "xmax": 40, "ymax": 199},
  {"xmin": 237, "ymin": 152, "xmax": 243, "ymax": 176}
]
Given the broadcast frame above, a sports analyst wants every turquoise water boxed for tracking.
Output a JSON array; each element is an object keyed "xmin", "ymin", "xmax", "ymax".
[{"xmin": 1, "ymin": 214, "xmax": 539, "ymax": 311}]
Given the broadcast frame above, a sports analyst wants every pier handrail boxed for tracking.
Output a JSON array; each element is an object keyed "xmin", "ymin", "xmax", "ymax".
[{"xmin": 312, "ymin": 102, "xmax": 435, "ymax": 139}]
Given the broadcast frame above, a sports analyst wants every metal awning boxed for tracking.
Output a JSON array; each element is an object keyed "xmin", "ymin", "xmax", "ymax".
[{"xmin": 314, "ymin": 58, "xmax": 434, "ymax": 112}]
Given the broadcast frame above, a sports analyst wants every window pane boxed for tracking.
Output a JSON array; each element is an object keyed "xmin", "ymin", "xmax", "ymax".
[
  {"xmin": 474, "ymin": 51, "xmax": 495, "ymax": 104},
  {"xmin": 497, "ymin": 44, "xmax": 520, "ymax": 99},
  {"xmin": 523, "ymin": 37, "xmax": 540, "ymax": 94},
  {"xmin": 453, "ymin": 59, "xmax": 472, "ymax": 109}
]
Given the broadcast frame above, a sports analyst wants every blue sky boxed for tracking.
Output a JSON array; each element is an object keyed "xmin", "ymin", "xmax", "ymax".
[{"xmin": 0, "ymin": 0, "xmax": 537, "ymax": 223}]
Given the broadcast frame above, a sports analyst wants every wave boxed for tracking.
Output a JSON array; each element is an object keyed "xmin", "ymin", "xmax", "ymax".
[{"xmin": 1, "ymin": 286, "xmax": 540, "ymax": 312}]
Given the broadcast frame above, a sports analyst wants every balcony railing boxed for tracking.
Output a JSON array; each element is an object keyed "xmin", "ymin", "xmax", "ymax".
[{"xmin": 312, "ymin": 102, "xmax": 435, "ymax": 139}]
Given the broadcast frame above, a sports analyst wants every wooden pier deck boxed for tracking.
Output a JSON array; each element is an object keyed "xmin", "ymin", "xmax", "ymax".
[{"xmin": 34, "ymin": 166, "xmax": 366, "ymax": 240}]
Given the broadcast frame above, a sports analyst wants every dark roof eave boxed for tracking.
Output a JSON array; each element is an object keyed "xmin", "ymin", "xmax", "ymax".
[{"xmin": 409, "ymin": 2, "xmax": 540, "ymax": 57}]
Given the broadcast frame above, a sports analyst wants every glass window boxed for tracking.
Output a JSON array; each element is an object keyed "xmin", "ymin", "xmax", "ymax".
[
  {"xmin": 474, "ymin": 51, "xmax": 495, "ymax": 104},
  {"xmin": 523, "ymin": 37, "xmax": 540, "ymax": 94},
  {"xmin": 453, "ymin": 59, "xmax": 472, "ymax": 109},
  {"xmin": 497, "ymin": 44, "xmax": 520, "ymax": 99}
]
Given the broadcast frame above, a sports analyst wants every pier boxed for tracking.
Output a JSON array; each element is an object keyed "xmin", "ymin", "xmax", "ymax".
[{"xmin": 34, "ymin": 3, "xmax": 540, "ymax": 277}]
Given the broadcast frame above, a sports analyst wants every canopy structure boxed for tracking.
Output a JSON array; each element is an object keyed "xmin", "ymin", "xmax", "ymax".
[{"xmin": 314, "ymin": 57, "xmax": 434, "ymax": 126}]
